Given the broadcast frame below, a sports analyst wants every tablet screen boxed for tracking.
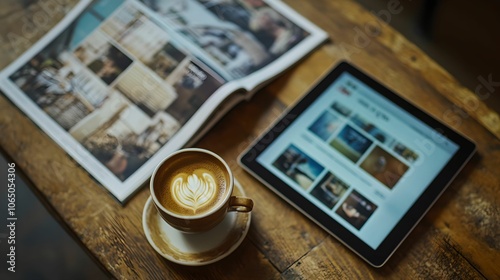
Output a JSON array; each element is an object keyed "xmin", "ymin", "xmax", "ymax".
[
  {"xmin": 255, "ymin": 71, "xmax": 460, "ymax": 250},
  {"xmin": 240, "ymin": 62, "xmax": 476, "ymax": 266}
]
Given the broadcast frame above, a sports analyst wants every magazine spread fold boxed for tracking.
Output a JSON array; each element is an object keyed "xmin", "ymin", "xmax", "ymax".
[{"xmin": 0, "ymin": 0, "xmax": 328, "ymax": 202}]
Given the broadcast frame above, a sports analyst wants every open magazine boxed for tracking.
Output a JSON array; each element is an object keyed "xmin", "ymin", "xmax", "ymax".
[{"xmin": 0, "ymin": 0, "xmax": 327, "ymax": 202}]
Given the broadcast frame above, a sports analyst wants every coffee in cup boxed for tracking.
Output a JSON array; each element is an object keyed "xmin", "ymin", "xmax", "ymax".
[{"xmin": 150, "ymin": 148, "xmax": 253, "ymax": 233}]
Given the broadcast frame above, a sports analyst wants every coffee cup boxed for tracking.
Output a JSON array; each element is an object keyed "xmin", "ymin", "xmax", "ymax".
[{"xmin": 150, "ymin": 148, "xmax": 253, "ymax": 233}]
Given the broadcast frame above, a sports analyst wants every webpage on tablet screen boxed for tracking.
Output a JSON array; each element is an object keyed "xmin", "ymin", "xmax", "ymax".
[{"xmin": 257, "ymin": 72, "xmax": 459, "ymax": 249}]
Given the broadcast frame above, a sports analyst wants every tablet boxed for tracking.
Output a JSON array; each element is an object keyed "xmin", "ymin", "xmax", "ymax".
[{"xmin": 238, "ymin": 61, "xmax": 476, "ymax": 267}]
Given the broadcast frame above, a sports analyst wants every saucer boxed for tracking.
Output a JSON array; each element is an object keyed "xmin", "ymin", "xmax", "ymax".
[{"xmin": 142, "ymin": 179, "xmax": 251, "ymax": 266}]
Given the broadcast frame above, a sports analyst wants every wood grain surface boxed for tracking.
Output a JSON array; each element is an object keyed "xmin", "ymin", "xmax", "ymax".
[{"xmin": 0, "ymin": 0, "xmax": 498, "ymax": 279}]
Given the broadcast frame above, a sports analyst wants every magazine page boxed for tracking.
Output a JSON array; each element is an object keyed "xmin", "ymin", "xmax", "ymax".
[
  {"xmin": 0, "ymin": 0, "xmax": 236, "ymax": 202},
  {"xmin": 0, "ymin": 0, "xmax": 327, "ymax": 202},
  {"xmin": 137, "ymin": 0, "xmax": 328, "ymax": 90}
]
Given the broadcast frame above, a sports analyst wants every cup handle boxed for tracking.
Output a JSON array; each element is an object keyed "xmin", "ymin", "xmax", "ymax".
[{"xmin": 228, "ymin": 196, "xmax": 253, "ymax": 212}]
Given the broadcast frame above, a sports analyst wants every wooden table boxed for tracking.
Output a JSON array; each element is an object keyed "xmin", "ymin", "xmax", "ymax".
[{"xmin": 1, "ymin": 0, "xmax": 499, "ymax": 279}]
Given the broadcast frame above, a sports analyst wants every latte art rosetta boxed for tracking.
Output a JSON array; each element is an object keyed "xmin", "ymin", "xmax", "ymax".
[{"xmin": 171, "ymin": 172, "xmax": 217, "ymax": 212}]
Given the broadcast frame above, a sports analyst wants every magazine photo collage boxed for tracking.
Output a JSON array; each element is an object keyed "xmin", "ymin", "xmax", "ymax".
[
  {"xmin": 8, "ymin": 0, "xmax": 225, "ymax": 181},
  {"xmin": 141, "ymin": 0, "xmax": 309, "ymax": 79},
  {"xmin": 271, "ymin": 88, "xmax": 420, "ymax": 230}
]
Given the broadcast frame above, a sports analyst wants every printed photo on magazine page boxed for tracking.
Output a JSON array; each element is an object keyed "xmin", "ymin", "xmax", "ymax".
[{"xmin": 139, "ymin": 0, "xmax": 311, "ymax": 79}]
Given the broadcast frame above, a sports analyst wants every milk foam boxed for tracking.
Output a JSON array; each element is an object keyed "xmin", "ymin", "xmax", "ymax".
[
  {"xmin": 155, "ymin": 152, "xmax": 229, "ymax": 215},
  {"xmin": 171, "ymin": 170, "xmax": 217, "ymax": 212}
]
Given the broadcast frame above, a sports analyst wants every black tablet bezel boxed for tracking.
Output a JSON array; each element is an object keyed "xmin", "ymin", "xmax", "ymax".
[{"xmin": 238, "ymin": 61, "xmax": 476, "ymax": 267}]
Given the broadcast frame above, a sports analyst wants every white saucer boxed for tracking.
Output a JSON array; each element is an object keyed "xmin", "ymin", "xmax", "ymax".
[{"xmin": 142, "ymin": 179, "xmax": 251, "ymax": 266}]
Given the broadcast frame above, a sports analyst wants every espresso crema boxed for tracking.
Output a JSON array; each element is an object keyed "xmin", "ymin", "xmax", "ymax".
[{"xmin": 155, "ymin": 152, "xmax": 230, "ymax": 216}]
